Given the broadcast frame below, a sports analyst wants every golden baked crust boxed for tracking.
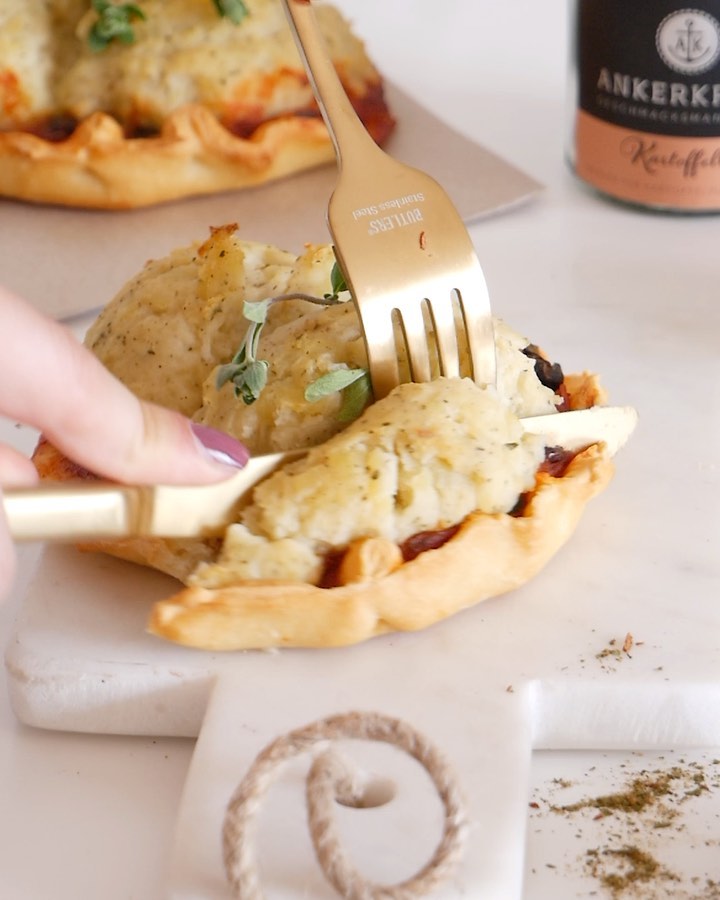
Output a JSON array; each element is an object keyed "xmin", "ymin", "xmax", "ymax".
[
  {"xmin": 0, "ymin": 1, "xmax": 394, "ymax": 208},
  {"xmin": 147, "ymin": 445, "xmax": 613, "ymax": 649}
]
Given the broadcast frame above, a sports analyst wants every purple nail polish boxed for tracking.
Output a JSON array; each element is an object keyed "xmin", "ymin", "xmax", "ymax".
[{"xmin": 191, "ymin": 423, "xmax": 250, "ymax": 468}]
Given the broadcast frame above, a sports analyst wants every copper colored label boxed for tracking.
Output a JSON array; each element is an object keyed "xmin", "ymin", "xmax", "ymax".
[{"xmin": 575, "ymin": 110, "xmax": 720, "ymax": 209}]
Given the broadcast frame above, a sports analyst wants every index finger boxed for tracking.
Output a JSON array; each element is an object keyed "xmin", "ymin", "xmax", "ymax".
[{"xmin": 0, "ymin": 287, "xmax": 248, "ymax": 485}]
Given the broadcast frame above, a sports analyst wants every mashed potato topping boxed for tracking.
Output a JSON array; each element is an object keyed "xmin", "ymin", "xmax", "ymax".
[
  {"xmin": 56, "ymin": 0, "xmax": 374, "ymax": 128},
  {"xmin": 85, "ymin": 227, "xmax": 306, "ymax": 416},
  {"xmin": 191, "ymin": 378, "xmax": 547, "ymax": 586},
  {"xmin": 86, "ymin": 225, "xmax": 561, "ymax": 453},
  {"xmin": 0, "ymin": 0, "xmax": 54, "ymax": 128},
  {"xmin": 1, "ymin": 0, "xmax": 377, "ymax": 129}
]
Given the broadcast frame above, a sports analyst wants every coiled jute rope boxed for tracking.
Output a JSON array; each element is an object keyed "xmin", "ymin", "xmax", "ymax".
[{"xmin": 222, "ymin": 710, "xmax": 469, "ymax": 899}]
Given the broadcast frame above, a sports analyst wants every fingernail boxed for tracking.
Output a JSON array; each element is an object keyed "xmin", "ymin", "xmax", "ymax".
[{"xmin": 191, "ymin": 423, "xmax": 250, "ymax": 469}]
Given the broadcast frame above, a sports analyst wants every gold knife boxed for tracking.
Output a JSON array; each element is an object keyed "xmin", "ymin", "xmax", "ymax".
[{"xmin": 3, "ymin": 407, "xmax": 636, "ymax": 542}]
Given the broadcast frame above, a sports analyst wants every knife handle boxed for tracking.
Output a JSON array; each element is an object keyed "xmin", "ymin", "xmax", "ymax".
[{"xmin": 3, "ymin": 484, "xmax": 140, "ymax": 541}]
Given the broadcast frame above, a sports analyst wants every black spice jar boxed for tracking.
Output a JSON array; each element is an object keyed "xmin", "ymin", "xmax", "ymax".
[{"xmin": 569, "ymin": 0, "xmax": 720, "ymax": 211}]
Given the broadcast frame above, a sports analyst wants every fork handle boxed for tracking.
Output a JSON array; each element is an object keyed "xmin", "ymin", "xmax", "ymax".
[{"xmin": 281, "ymin": 0, "xmax": 381, "ymax": 169}]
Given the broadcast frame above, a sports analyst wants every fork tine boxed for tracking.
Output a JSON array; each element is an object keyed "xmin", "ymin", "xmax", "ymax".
[
  {"xmin": 361, "ymin": 315, "xmax": 402, "ymax": 400},
  {"xmin": 397, "ymin": 301, "xmax": 433, "ymax": 384},
  {"xmin": 426, "ymin": 291, "xmax": 461, "ymax": 380},
  {"xmin": 456, "ymin": 270, "xmax": 496, "ymax": 386}
]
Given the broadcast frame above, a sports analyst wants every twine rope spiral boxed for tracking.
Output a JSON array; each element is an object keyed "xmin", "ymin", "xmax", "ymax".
[{"xmin": 222, "ymin": 710, "xmax": 469, "ymax": 899}]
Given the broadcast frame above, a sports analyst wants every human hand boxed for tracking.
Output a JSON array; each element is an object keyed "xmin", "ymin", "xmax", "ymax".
[{"xmin": 0, "ymin": 286, "xmax": 249, "ymax": 601}]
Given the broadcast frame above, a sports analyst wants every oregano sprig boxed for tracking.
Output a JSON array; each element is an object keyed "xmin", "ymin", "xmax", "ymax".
[
  {"xmin": 215, "ymin": 299, "xmax": 271, "ymax": 404},
  {"xmin": 215, "ymin": 257, "xmax": 372, "ymax": 420}
]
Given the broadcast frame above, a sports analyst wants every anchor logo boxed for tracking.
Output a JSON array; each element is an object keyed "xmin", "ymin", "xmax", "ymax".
[{"xmin": 656, "ymin": 8, "xmax": 720, "ymax": 74}]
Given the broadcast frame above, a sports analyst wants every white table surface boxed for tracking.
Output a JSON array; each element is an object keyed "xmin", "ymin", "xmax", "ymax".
[{"xmin": 1, "ymin": 1, "xmax": 719, "ymax": 898}]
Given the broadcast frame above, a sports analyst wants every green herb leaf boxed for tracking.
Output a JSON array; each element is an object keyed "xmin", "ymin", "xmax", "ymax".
[
  {"xmin": 304, "ymin": 368, "xmax": 367, "ymax": 403},
  {"xmin": 337, "ymin": 372, "xmax": 372, "ymax": 422},
  {"xmin": 238, "ymin": 359, "xmax": 269, "ymax": 403},
  {"xmin": 243, "ymin": 298, "xmax": 270, "ymax": 324},
  {"xmin": 330, "ymin": 260, "xmax": 348, "ymax": 296},
  {"xmin": 216, "ymin": 358, "xmax": 269, "ymax": 404},
  {"xmin": 215, "ymin": 361, "xmax": 241, "ymax": 390},
  {"xmin": 87, "ymin": 0, "xmax": 146, "ymax": 52},
  {"xmin": 211, "ymin": 0, "xmax": 250, "ymax": 24},
  {"xmin": 214, "ymin": 299, "xmax": 271, "ymax": 404},
  {"xmin": 305, "ymin": 368, "xmax": 372, "ymax": 421},
  {"xmin": 323, "ymin": 258, "xmax": 350, "ymax": 302}
]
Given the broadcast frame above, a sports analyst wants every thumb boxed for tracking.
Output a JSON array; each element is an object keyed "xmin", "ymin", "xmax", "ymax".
[
  {"xmin": 38, "ymin": 369, "xmax": 251, "ymax": 487},
  {"xmin": 66, "ymin": 401, "xmax": 251, "ymax": 486}
]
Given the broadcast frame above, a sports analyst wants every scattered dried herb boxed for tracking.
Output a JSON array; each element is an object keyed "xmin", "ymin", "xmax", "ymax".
[
  {"xmin": 584, "ymin": 844, "xmax": 679, "ymax": 897},
  {"xmin": 594, "ymin": 633, "xmax": 637, "ymax": 671},
  {"xmin": 550, "ymin": 766, "xmax": 704, "ymax": 817},
  {"xmin": 528, "ymin": 755, "xmax": 720, "ymax": 897}
]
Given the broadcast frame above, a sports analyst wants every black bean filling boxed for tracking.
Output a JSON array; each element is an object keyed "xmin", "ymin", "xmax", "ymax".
[{"xmin": 522, "ymin": 344, "xmax": 564, "ymax": 392}]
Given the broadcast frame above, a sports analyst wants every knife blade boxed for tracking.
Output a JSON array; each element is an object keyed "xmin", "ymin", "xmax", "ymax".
[
  {"xmin": 4, "ymin": 406, "xmax": 636, "ymax": 542},
  {"xmin": 520, "ymin": 405, "xmax": 638, "ymax": 457}
]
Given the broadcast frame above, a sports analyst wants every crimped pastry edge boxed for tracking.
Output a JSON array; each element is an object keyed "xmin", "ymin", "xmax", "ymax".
[
  {"xmin": 147, "ymin": 443, "xmax": 613, "ymax": 650},
  {"xmin": 0, "ymin": 105, "xmax": 336, "ymax": 209}
]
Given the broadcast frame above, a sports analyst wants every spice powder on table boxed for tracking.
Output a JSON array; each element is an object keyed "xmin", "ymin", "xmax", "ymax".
[{"xmin": 527, "ymin": 752, "xmax": 720, "ymax": 898}]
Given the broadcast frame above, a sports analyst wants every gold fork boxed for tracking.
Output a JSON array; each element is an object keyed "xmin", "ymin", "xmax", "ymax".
[{"xmin": 281, "ymin": 0, "xmax": 496, "ymax": 399}]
